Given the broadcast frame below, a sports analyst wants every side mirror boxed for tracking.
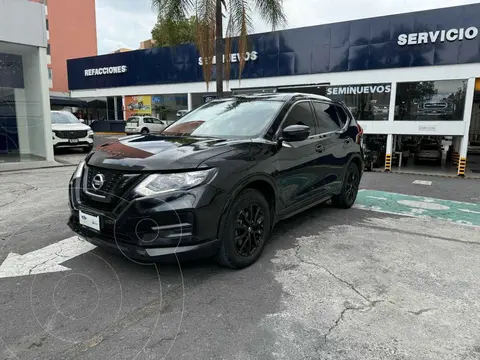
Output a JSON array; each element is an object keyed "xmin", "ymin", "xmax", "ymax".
[{"xmin": 281, "ymin": 124, "xmax": 310, "ymax": 142}]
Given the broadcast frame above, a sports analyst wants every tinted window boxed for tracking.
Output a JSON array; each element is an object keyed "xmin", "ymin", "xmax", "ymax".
[
  {"xmin": 153, "ymin": 119, "xmax": 164, "ymax": 124},
  {"xmin": 162, "ymin": 98, "xmax": 284, "ymax": 138},
  {"xmin": 312, "ymin": 102, "xmax": 341, "ymax": 133},
  {"xmin": 335, "ymin": 105, "xmax": 349, "ymax": 127},
  {"xmin": 143, "ymin": 118, "xmax": 153, "ymax": 124},
  {"xmin": 282, "ymin": 102, "xmax": 317, "ymax": 134},
  {"xmin": 395, "ymin": 79, "xmax": 467, "ymax": 121}
]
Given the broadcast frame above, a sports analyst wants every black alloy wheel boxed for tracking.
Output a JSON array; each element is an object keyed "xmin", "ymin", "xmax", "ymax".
[
  {"xmin": 234, "ymin": 204, "xmax": 265, "ymax": 257},
  {"xmin": 345, "ymin": 167, "xmax": 359, "ymax": 204},
  {"xmin": 215, "ymin": 189, "xmax": 271, "ymax": 269},
  {"xmin": 332, "ymin": 163, "xmax": 360, "ymax": 209}
]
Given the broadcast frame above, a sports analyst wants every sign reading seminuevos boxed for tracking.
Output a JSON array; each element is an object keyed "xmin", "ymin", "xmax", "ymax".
[
  {"xmin": 326, "ymin": 84, "xmax": 391, "ymax": 95},
  {"xmin": 397, "ymin": 27, "xmax": 478, "ymax": 45},
  {"xmin": 84, "ymin": 65, "xmax": 128, "ymax": 76},
  {"xmin": 198, "ymin": 51, "xmax": 258, "ymax": 65}
]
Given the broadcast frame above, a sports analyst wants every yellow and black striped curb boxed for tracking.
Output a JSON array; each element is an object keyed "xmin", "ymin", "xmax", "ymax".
[
  {"xmin": 457, "ymin": 157, "xmax": 467, "ymax": 177},
  {"xmin": 371, "ymin": 168, "xmax": 480, "ymax": 179},
  {"xmin": 452, "ymin": 152, "xmax": 460, "ymax": 165},
  {"xmin": 384, "ymin": 154, "xmax": 392, "ymax": 171}
]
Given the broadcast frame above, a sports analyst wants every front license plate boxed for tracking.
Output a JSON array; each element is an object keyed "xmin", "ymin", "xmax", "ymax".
[
  {"xmin": 69, "ymin": 138, "xmax": 79, "ymax": 143},
  {"xmin": 79, "ymin": 210, "xmax": 100, "ymax": 231}
]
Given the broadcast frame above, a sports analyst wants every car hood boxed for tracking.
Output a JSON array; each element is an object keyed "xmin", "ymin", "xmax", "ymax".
[
  {"xmin": 52, "ymin": 123, "xmax": 91, "ymax": 131},
  {"xmin": 86, "ymin": 134, "xmax": 247, "ymax": 171}
]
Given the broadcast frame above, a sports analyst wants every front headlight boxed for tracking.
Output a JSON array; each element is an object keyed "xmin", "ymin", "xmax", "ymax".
[
  {"xmin": 134, "ymin": 168, "xmax": 217, "ymax": 196},
  {"xmin": 72, "ymin": 161, "xmax": 85, "ymax": 180}
]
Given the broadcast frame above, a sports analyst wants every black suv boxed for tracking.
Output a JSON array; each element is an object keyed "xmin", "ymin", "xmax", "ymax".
[{"xmin": 68, "ymin": 93, "xmax": 364, "ymax": 269}]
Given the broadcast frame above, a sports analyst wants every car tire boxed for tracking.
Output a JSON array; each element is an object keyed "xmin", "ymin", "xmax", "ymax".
[
  {"xmin": 331, "ymin": 162, "xmax": 360, "ymax": 209},
  {"xmin": 141, "ymin": 128, "xmax": 149, "ymax": 135},
  {"xmin": 215, "ymin": 189, "xmax": 271, "ymax": 269}
]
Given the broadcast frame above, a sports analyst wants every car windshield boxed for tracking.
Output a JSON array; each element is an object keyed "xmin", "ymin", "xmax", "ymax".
[
  {"xmin": 162, "ymin": 98, "xmax": 284, "ymax": 138},
  {"xmin": 51, "ymin": 111, "xmax": 80, "ymax": 124}
]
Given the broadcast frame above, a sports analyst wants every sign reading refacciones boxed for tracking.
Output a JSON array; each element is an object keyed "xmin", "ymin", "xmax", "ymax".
[{"xmin": 84, "ymin": 65, "xmax": 128, "ymax": 76}]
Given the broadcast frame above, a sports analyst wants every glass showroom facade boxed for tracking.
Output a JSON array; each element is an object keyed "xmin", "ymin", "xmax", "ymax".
[{"xmin": 0, "ymin": 0, "xmax": 53, "ymax": 169}]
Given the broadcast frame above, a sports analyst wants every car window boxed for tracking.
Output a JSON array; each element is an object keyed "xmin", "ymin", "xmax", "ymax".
[
  {"xmin": 51, "ymin": 111, "xmax": 81, "ymax": 124},
  {"xmin": 143, "ymin": 118, "xmax": 153, "ymax": 124},
  {"xmin": 153, "ymin": 119, "xmax": 164, "ymax": 124},
  {"xmin": 281, "ymin": 102, "xmax": 317, "ymax": 135},
  {"xmin": 312, "ymin": 101, "xmax": 342, "ymax": 133},
  {"xmin": 162, "ymin": 98, "xmax": 284, "ymax": 138},
  {"xmin": 334, "ymin": 105, "xmax": 349, "ymax": 127},
  {"xmin": 126, "ymin": 117, "xmax": 139, "ymax": 125}
]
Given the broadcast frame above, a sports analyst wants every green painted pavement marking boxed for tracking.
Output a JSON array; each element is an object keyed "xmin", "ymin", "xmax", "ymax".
[{"xmin": 354, "ymin": 190, "xmax": 480, "ymax": 227}]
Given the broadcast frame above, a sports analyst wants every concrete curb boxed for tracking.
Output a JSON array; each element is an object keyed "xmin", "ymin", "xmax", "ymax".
[
  {"xmin": 0, "ymin": 162, "xmax": 77, "ymax": 174},
  {"xmin": 370, "ymin": 168, "xmax": 480, "ymax": 180}
]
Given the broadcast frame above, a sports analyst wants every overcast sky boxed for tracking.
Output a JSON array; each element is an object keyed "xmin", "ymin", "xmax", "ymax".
[{"xmin": 95, "ymin": 0, "xmax": 480, "ymax": 54}]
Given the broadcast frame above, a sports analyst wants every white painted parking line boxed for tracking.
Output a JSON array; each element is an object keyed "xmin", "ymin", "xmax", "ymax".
[
  {"xmin": 413, "ymin": 180, "xmax": 432, "ymax": 185},
  {"xmin": 459, "ymin": 208, "xmax": 480, "ymax": 214}
]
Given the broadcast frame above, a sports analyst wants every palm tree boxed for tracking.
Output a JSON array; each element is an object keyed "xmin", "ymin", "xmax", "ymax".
[{"xmin": 151, "ymin": 0, "xmax": 286, "ymax": 98}]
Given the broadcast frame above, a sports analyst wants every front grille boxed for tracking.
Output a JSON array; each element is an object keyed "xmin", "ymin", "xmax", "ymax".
[
  {"xmin": 55, "ymin": 130, "xmax": 88, "ymax": 139},
  {"xmin": 85, "ymin": 167, "xmax": 125, "ymax": 195},
  {"xmin": 81, "ymin": 166, "xmax": 142, "ymax": 211}
]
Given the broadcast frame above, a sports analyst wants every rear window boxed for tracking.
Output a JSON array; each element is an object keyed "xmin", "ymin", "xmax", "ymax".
[{"xmin": 127, "ymin": 117, "xmax": 139, "ymax": 125}]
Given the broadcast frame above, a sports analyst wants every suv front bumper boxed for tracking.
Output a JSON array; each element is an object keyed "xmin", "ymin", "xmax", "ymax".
[{"xmin": 68, "ymin": 174, "xmax": 226, "ymax": 262}]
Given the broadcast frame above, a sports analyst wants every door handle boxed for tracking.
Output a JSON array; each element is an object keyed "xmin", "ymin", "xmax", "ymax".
[{"xmin": 315, "ymin": 144, "xmax": 324, "ymax": 153}]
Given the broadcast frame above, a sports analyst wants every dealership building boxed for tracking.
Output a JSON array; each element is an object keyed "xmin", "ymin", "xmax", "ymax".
[
  {"xmin": 65, "ymin": 3, "xmax": 480, "ymax": 176},
  {"xmin": 0, "ymin": 0, "xmax": 55, "ymax": 170}
]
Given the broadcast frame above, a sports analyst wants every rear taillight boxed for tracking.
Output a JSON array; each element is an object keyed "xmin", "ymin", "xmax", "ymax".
[{"xmin": 356, "ymin": 123, "xmax": 363, "ymax": 144}]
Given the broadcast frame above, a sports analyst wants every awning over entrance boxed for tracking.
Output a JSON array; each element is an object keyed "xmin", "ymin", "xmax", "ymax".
[{"xmin": 50, "ymin": 96, "xmax": 88, "ymax": 107}]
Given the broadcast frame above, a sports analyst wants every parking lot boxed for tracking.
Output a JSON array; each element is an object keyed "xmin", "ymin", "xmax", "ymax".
[{"xmin": 0, "ymin": 170, "xmax": 479, "ymax": 359}]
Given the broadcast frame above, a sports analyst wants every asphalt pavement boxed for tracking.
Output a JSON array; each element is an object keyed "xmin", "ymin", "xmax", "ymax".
[{"xmin": 0, "ymin": 169, "xmax": 479, "ymax": 359}]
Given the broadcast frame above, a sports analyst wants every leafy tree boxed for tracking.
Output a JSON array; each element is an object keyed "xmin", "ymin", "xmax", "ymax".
[
  {"xmin": 151, "ymin": 0, "xmax": 287, "ymax": 98},
  {"xmin": 151, "ymin": 15, "xmax": 196, "ymax": 47}
]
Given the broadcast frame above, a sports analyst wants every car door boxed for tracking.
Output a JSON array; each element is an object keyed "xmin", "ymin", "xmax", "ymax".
[
  {"xmin": 152, "ymin": 118, "xmax": 166, "ymax": 132},
  {"xmin": 311, "ymin": 101, "xmax": 348, "ymax": 192},
  {"xmin": 142, "ymin": 117, "xmax": 154, "ymax": 132},
  {"xmin": 274, "ymin": 100, "xmax": 326, "ymax": 212}
]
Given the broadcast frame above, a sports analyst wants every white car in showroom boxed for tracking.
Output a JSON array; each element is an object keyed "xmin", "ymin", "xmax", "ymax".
[
  {"xmin": 124, "ymin": 116, "xmax": 171, "ymax": 135},
  {"xmin": 51, "ymin": 111, "xmax": 94, "ymax": 152}
]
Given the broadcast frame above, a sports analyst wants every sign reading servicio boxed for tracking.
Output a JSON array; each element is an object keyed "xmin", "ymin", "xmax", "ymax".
[{"xmin": 397, "ymin": 27, "xmax": 478, "ymax": 45}]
